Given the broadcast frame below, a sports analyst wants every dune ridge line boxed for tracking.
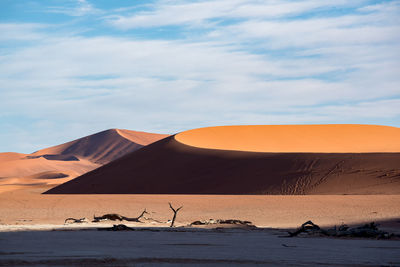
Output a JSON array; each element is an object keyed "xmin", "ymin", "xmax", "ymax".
[{"xmin": 174, "ymin": 124, "xmax": 400, "ymax": 153}]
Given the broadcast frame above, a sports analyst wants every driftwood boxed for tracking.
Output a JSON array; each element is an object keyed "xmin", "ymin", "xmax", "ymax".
[
  {"xmin": 98, "ymin": 224, "xmax": 134, "ymax": 231},
  {"xmin": 219, "ymin": 219, "xmax": 253, "ymax": 225},
  {"xmin": 122, "ymin": 209, "xmax": 149, "ymax": 222},
  {"xmin": 93, "ymin": 213, "xmax": 124, "ymax": 222},
  {"xmin": 325, "ymin": 222, "xmax": 393, "ymax": 238},
  {"xmin": 168, "ymin": 203, "xmax": 183, "ymax": 227},
  {"xmin": 92, "ymin": 210, "xmax": 148, "ymax": 223},
  {"xmin": 191, "ymin": 219, "xmax": 254, "ymax": 226},
  {"xmin": 64, "ymin": 217, "xmax": 88, "ymax": 224},
  {"xmin": 288, "ymin": 220, "xmax": 397, "ymax": 239},
  {"xmin": 288, "ymin": 220, "xmax": 320, "ymax": 237}
]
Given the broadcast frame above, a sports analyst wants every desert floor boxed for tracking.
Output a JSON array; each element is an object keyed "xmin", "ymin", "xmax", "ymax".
[
  {"xmin": 1, "ymin": 228, "xmax": 400, "ymax": 266},
  {"xmin": 1, "ymin": 184, "xmax": 400, "ymax": 229},
  {"xmin": 0, "ymin": 185, "xmax": 400, "ymax": 266}
]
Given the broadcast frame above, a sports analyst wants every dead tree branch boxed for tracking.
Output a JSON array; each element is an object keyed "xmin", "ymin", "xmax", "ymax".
[
  {"xmin": 168, "ymin": 202, "xmax": 183, "ymax": 227},
  {"xmin": 288, "ymin": 220, "xmax": 320, "ymax": 237},
  {"xmin": 122, "ymin": 209, "xmax": 149, "ymax": 222},
  {"xmin": 287, "ymin": 220, "xmax": 397, "ymax": 239},
  {"xmin": 64, "ymin": 217, "xmax": 88, "ymax": 224},
  {"xmin": 98, "ymin": 224, "xmax": 134, "ymax": 231},
  {"xmin": 92, "ymin": 213, "xmax": 124, "ymax": 222},
  {"xmin": 92, "ymin": 210, "xmax": 150, "ymax": 223}
]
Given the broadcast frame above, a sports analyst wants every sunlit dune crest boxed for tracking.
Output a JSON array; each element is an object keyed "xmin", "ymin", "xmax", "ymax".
[
  {"xmin": 175, "ymin": 124, "xmax": 400, "ymax": 153},
  {"xmin": 116, "ymin": 129, "xmax": 169, "ymax": 146}
]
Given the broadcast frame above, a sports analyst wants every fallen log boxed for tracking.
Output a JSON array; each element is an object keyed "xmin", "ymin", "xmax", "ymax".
[
  {"xmin": 121, "ymin": 209, "xmax": 149, "ymax": 222},
  {"xmin": 64, "ymin": 217, "xmax": 88, "ymax": 224},
  {"xmin": 288, "ymin": 220, "xmax": 321, "ymax": 237},
  {"xmin": 288, "ymin": 221, "xmax": 398, "ymax": 239},
  {"xmin": 93, "ymin": 213, "xmax": 124, "ymax": 222},
  {"xmin": 190, "ymin": 219, "xmax": 256, "ymax": 229},
  {"xmin": 98, "ymin": 224, "xmax": 134, "ymax": 231},
  {"xmin": 92, "ymin": 209, "xmax": 149, "ymax": 223}
]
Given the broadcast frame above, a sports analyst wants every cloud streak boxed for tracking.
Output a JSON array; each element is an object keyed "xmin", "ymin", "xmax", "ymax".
[
  {"xmin": 0, "ymin": 0, "xmax": 399, "ymax": 152},
  {"xmin": 46, "ymin": 0, "xmax": 100, "ymax": 17}
]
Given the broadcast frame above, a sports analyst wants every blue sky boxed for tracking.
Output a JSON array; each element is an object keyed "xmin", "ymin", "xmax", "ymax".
[{"xmin": 1, "ymin": 0, "xmax": 399, "ymax": 153}]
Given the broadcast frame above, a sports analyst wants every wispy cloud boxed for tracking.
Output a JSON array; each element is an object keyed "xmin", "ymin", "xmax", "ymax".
[
  {"xmin": 0, "ymin": 0, "xmax": 399, "ymax": 152},
  {"xmin": 0, "ymin": 23, "xmax": 48, "ymax": 41},
  {"xmin": 46, "ymin": 0, "xmax": 100, "ymax": 17},
  {"xmin": 108, "ymin": 0, "xmax": 367, "ymax": 29}
]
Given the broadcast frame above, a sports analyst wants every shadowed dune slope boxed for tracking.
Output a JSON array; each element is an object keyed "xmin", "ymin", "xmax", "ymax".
[
  {"xmin": 33, "ymin": 129, "xmax": 169, "ymax": 164},
  {"xmin": 45, "ymin": 125, "xmax": 400, "ymax": 194}
]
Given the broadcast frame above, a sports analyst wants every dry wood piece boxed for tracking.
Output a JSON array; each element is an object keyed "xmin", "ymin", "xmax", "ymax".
[
  {"xmin": 219, "ymin": 219, "xmax": 253, "ymax": 225},
  {"xmin": 168, "ymin": 202, "xmax": 183, "ymax": 227},
  {"xmin": 122, "ymin": 209, "xmax": 149, "ymax": 222},
  {"xmin": 288, "ymin": 220, "xmax": 321, "ymax": 237},
  {"xmin": 98, "ymin": 224, "xmax": 134, "ymax": 231},
  {"xmin": 92, "ymin": 210, "xmax": 149, "ymax": 223},
  {"xmin": 93, "ymin": 213, "xmax": 124, "ymax": 222},
  {"xmin": 64, "ymin": 217, "xmax": 88, "ymax": 224},
  {"xmin": 190, "ymin": 219, "xmax": 253, "ymax": 226},
  {"xmin": 288, "ymin": 221, "xmax": 398, "ymax": 239}
]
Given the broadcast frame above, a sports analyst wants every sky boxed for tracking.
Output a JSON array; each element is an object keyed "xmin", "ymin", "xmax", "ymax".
[{"xmin": 0, "ymin": 0, "xmax": 399, "ymax": 153}]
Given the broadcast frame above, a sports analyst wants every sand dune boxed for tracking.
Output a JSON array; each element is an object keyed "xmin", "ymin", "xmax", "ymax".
[
  {"xmin": 0, "ymin": 129, "xmax": 169, "ymax": 193},
  {"xmin": 0, "ymin": 152, "xmax": 27, "ymax": 162},
  {"xmin": 0, "ymin": 157, "xmax": 99, "ymax": 193},
  {"xmin": 175, "ymin": 124, "xmax": 400, "ymax": 152},
  {"xmin": 45, "ymin": 124, "xmax": 400, "ymax": 195},
  {"xmin": 33, "ymin": 129, "xmax": 169, "ymax": 164},
  {"xmin": 0, "ymin": 156, "xmax": 97, "ymax": 178}
]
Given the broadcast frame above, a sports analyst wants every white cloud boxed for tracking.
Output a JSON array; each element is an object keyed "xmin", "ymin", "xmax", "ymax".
[
  {"xmin": 46, "ymin": 0, "xmax": 100, "ymax": 17},
  {"xmin": 0, "ymin": 23, "xmax": 48, "ymax": 41},
  {"xmin": 108, "ymin": 0, "xmax": 368, "ymax": 29},
  {"xmin": 1, "ymin": 0, "xmax": 399, "ymax": 152}
]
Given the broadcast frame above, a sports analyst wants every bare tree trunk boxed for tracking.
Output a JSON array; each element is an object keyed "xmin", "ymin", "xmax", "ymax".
[{"xmin": 169, "ymin": 202, "xmax": 183, "ymax": 227}]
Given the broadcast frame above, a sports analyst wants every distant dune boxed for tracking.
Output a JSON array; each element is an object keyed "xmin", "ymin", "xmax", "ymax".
[
  {"xmin": 0, "ymin": 129, "xmax": 168, "ymax": 192},
  {"xmin": 32, "ymin": 129, "xmax": 169, "ymax": 164},
  {"xmin": 45, "ymin": 124, "xmax": 400, "ymax": 195}
]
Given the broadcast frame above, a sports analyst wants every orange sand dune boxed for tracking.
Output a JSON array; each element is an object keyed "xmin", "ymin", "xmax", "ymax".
[
  {"xmin": 33, "ymin": 129, "xmax": 169, "ymax": 164},
  {"xmin": 46, "ymin": 125, "xmax": 400, "ymax": 195},
  {"xmin": 0, "ymin": 157, "xmax": 99, "ymax": 193},
  {"xmin": 0, "ymin": 129, "xmax": 169, "ymax": 193},
  {"xmin": 116, "ymin": 129, "xmax": 169, "ymax": 146},
  {"xmin": 0, "ymin": 156, "xmax": 98, "ymax": 178},
  {"xmin": 175, "ymin": 124, "xmax": 400, "ymax": 153},
  {"xmin": 0, "ymin": 152, "xmax": 27, "ymax": 162}
]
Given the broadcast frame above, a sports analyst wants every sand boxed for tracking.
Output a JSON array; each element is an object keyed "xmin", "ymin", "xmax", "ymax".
[
  {"xmin": 175, "ymin": 124, "xmax": 400, "ymax": 153},
  {"xmin": 1, "ymin": 182, "xmax": 399, "ymax": 266},
  {"xmin": 0, "ymin": 129, "xmax": 168, "ymax": 193},
  {"xmin": 46, "ymin": 134, "xmax": 400, "ymax": 194},
  {"xmin": 1, "ymin": 125, "xmax": 399, "ymax": 266},
  {"xmin": 0, "ymin": 157, "xmax": 99, "ymax": 193},
  {"xmin": 32, "ymin": 128, "xmax": 169, "ymax": 164},
  {"xmin": 116, "ymin": 129, "xmax": 170, "ymax": 146},
  {"xmin": 1, "ymin": 185, "xmax": 400, "ymax": 230}
]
